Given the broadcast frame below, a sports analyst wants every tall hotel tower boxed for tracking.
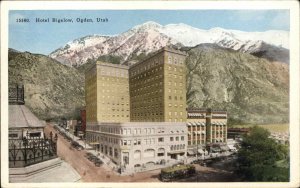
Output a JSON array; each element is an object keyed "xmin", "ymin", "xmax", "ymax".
[{"xmin": 129, "ymin": 47, "xmax": 187, "ymax": 122}]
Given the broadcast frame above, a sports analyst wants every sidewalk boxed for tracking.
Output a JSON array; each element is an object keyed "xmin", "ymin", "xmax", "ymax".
[{"xmin": 53, "ymin": 125, "xmax": 121, "ymax": 173}]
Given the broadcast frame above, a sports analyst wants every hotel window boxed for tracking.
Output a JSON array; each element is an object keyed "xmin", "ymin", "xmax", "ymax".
[
  {"xmin": 181, "ymin": 136, "xmax": 184, "ymax": 141},
  {"xmin": 158, "ymin": 137, "xmax": 164, "ymax": 142},
  {"xmin": 151, "ymin": 138, "xmax": 155, "ymax": 144},
  {"xmin": 169, "ymin": 96, "xmax": 172, "ymax": 100},
  {"xmin": 170, "ymin": 137, "xmax": 174, "ymax": 141}
]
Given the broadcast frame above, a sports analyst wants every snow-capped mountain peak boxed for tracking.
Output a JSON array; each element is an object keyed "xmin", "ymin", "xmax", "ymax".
[
  {"xmin": 49, "ymin": 21, "xmax": 289, "ymax": 67},
  {"xmin": 132, "ymin": 21, "xmax": 162, "ymax": 32}
]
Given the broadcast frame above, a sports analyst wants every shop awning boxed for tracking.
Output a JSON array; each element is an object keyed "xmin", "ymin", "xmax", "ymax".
[
  {"xmin": 187, "ymin": 150, "xmax": 195, "ymax": 155},
  {"xmin": 89, "ymin": 142, "xmax": 100, "ymax": 145},
  {"xmin": 168, "ymin": 150, "xmax": 185, "ymax": 154},
  {"xmin": 197, "ymin": 149, "xmax": 204, "ymax": 154}
]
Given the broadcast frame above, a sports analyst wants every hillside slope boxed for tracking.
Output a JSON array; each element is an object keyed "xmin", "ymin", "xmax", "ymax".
[
  {"xmin": 184, "ymin": 44, "xmax": 289, "ymax": 124},
  {"xmin": 8, "ymin": 49, "xmax": 85, "ymax": 120}
]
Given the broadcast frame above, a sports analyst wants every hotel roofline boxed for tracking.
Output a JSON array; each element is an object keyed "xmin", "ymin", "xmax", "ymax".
[
  {"xmin": 85, "ymin": 60, "xmax": 129, "ymax": 74},
  {"xmin": 129, "ymin": 46, "xmax": 187, "ymax": 69}
]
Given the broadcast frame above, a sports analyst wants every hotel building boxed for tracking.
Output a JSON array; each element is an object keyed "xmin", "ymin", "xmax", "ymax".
[
  {"xmin": 85, "ymin": 47, "xmax": 228, "ymax": 172},
  {"xmin": 85, "ymin": 47, "xmax": 188, "ymax": 172},
  {"xmin": 129, "ymin": 47, "xmax": 187, "ymax": 122},
  {"xmin": 85, "ymin": 62, "xmax": 130, "ymax": 123}
]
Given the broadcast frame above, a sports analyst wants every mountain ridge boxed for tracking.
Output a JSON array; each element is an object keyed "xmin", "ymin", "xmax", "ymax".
[{"xmin": 49, "ymin": 21, "xmax": 289, "ymax": 67}]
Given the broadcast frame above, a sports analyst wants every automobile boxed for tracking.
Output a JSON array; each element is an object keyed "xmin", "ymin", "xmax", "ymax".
[
  {"xmin": 76, "ymin": 145, "xmax": 84, "ymax": 151},
  {"xmin": 88, "ymin": 155, "xmax": 98, "ymax": 162},
  {"xmin": 94, "ymin": 159, "xmax": 103, "ymax": 166},
  {"xmin": 85, "ymin": 152, "xmax": 93, "ymax": 157}
]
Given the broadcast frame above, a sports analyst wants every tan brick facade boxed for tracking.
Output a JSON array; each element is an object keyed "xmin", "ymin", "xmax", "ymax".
[
  {"xmin": 85, "ymin": 62, "xmax": 130, "ymax": 123},
  {"xmin": 129, "ymin": 47, "xmax": 187, "ymax": 122}
]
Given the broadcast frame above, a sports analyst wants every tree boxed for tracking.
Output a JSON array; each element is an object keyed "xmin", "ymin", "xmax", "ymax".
[{"xmin": 236, "ymin": 126, "xmax": 289, "ymax": 181}]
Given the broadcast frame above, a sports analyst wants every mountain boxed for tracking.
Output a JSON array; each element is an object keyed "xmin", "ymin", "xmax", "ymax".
[
  {"xmin": 49, "ymin": 21, "xmax": 289, "ymax": 67},
  {"xmin": 9, "ymin": 43, "xmax": 289, "ymax": 125},
  {"xmin": 184, "ymin": 44, "xmax": 289, "ymax": 124},
  {"xmin": 8, "ymin": 49, "xmax": 85, "ymax": 120}
]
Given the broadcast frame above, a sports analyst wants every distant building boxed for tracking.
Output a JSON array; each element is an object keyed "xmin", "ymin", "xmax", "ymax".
[
  {"xmin": 227, "ymin": 127, "xmax": 250, "ymax": 139},
  {"xmin": 67, "ymin": 120, "xmax": 77, "ymax": 135}
]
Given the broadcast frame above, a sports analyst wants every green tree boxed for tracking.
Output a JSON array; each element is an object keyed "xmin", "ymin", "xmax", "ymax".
[{"xmin": 236, "ymin": 126, "xmax": 289, "ymax": 181}]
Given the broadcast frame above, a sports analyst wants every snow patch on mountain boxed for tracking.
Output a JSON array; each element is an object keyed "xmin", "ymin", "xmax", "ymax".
[{"xmin": 49, "ymin": 21, "xmax": 289, "ymax": 67}]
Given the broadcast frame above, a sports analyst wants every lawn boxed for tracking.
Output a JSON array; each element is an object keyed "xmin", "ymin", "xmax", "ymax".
[{"xmin": 231, "ymin": 123, "xmax": 289, "ymax": 133}]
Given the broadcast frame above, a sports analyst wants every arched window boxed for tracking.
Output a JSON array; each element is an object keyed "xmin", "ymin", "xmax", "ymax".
[
  {"xmin": 134, "ymin": 150, "xmax": 141, "ymax": 159},
  {"xmin": 144, "ymin": 149, "xmax": 155, "ymax": 158}
]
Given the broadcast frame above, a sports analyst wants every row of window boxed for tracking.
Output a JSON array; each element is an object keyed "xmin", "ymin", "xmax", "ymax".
[
  {"xmin": 168, "ymin": 118, "xmax": 184, "ymax": 122},
  {"xmin": 130, "ymin": 72, "xmax": 163, "ymax": 81},
  {"xmin": 99, "ymin": 89, "xmax": 129, "ymax": 93},
  {"xmin": 170, "ymin": 144, "xmax": 185, "ymax": 151},
  {"xmin": 130, "ymin": 82, "xmax": 163, "ymax": 92},
  {"xmin": 87, "ymin": 127, "xmax": 167, "ymax": 136},
  {"xmin": 99, "ymin": 68, "xmax": 128, "ymax": 77},
  {"xmin": 130, "ymin": 62, "xmax": 163, "ymax": 77},
  {"xmin": 188, "ymin": 140, "xmax": 205, "ymax": 145},
  {"xmin": 168, "ymin": 95, "xmax": 184, "ymax": 101},
  {"xmin": 170, "ymin": 136, "xmax": 185, "ymax": 142},
  {"xmin": 88, "ymin": 135, "xmax": 185, "ymax": 147}
]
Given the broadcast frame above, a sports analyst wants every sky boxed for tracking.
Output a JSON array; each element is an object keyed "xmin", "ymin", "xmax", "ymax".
[{"xmin": 9, "ymin": 10, "xmax": 290, "ymax": 55}]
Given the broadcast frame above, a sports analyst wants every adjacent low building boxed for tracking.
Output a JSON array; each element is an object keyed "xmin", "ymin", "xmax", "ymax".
[
  {"xmin": 186, "ymin": 108, "xmax": 228, "ymax": 156},
  {"xmin": 86, "ymin": 122, "xmax": 187, "ymax": 171}
]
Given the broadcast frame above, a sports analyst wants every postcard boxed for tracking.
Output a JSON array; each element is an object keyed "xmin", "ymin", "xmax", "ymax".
[{"xmin": 1, "ymin": 1, "xmax": 299, "ymax": 188}]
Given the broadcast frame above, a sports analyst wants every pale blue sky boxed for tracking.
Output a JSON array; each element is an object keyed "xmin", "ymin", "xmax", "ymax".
[{"xmin": 9, "ymin": 10, "xmax": 289, "ymax": 55}]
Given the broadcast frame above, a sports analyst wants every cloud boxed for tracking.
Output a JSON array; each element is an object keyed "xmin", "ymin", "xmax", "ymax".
[
  {"xmin": 269, "ymin": 11, "xmax": 290, "ymax": 30},
  {"xmin": 230, "ymin": 10, "xmax": 267, "ymax": 21}
]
